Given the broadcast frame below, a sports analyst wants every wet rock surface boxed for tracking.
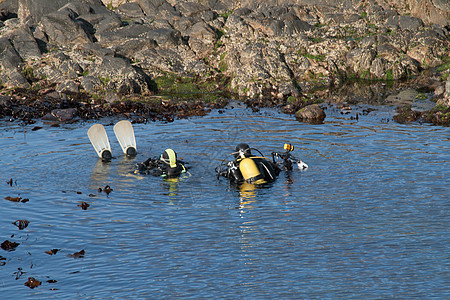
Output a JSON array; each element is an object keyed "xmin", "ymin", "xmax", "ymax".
[{"xmin": 0, "ymin": 0, "xmax": 449, "ymax": 125}]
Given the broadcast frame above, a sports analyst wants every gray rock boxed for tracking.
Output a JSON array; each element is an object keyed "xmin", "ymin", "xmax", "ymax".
[
  {"xmin": 117, "ymin": 2, "xmax": 145, "ymax": 18},
  {"xmin": 79, "ymin": 75, "xmax": 103, "ymax": 93},
  {"xmin": 94, "ymin": 14, "xmax": 123, "ymax": 33},
  {"xmin": 3, "ymin": 24, "xmax": 41, "ymax": 60},
  {"xmin": 96, "ymin": 23, "xmax": 153, "ymax": 46},
  {"xmin": 0, "ymin": 95, "xmax": 12, "ymax": 106},
  {"xmin": 78, "ymin": 42, "xmax": 115, "ymax": 57},
  {"xmin": 56, "ymin": 80, "xmax": 79, "ymax": 93},
  {"xmin": 137, "ymin": 0, "xmax": 180, "ymax": 20},
  {"xmin": 145, "ymin": 27, "xmax": 183, "ymax": 47},
  {"xmin": 0, "ymin": 68, "xmax": 30, "ymax": 88},
  {"xmin": 385, "ymin": 15, "xmax": 424, "ymax": 31},
  {"xmin": 17, "ymin": 0, "xmax": 105, "ymax": 23},
  {"xmin": 0, "ymin": 37, "xmax": 23, "ymax": 69},
  {"xmin": 113, "ymin": 39, "xmax": 158, "ymax": 59},
  {"xmin": 282, "ymin": 14, "xmax": 314, "ymax": 35},
  {"xmin": 40, "ymin": 12, "xmax": 92, "ymax": 47},
  {"xmin": 89, "ymin": 56, "xmax": 151, "ymax": 94}
]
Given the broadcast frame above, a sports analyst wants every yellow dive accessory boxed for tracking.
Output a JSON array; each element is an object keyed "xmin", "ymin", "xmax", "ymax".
[{"xmin": 284, "ymin": 143, "xmax": 294, "ymax": 152}]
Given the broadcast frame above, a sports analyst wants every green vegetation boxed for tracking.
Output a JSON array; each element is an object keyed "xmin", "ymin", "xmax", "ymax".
[
  {"xmin": 100, "ymin": 76, "xmax": 110, "ymax": 85},
  {"xmin": 385, "ymin": 69, "xmax": 394, "ymax": 81},
  {"xmin": 415, "ymin": 93, "xmax": 427, "ymax": 100},
  {"xmin": 219, "ymin": 52, "xmax": 228, "ymax": 72},
  {"xmin": 436, "ymin": 56, "xmax": 450, "ymax": 81},
  {"xmin": 152, "ymin": 72, "xmax": 232, "ymax": 103},
  {"xmin": 22, "ymin": 66, "xmax": 37, "ymax": 82},
  {"xmin": 287, "ymin": 96, "xmax": 296, "ymax": 104},
  {"xmin": 219, "ymin": 10, "xmax": 233, "ymax": 22},
  {"xmin": 297, "ymin": 47, "xmax": 325, "ymax": 62}
]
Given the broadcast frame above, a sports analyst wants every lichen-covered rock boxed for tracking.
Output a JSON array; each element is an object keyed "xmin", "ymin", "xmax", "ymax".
[
  {"xmin": 89, "ymin": 56, "xmax": 152, "ymax": 94},
  {"xmin": 2, "ymin": 24, "xmax": 41, "ymax": 60},
  {"xmin": 0, "ymin": 0, "xmax": 448, "ymax": 120},
  {"xmin": 39, "ymin": 12, "xmax": 93, "ymax": 47}
]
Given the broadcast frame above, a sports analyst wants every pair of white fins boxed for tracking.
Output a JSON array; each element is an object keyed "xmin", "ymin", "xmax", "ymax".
[{"xmin": 87, "ymin": 120, "xmax": 137, "ymax": 160}]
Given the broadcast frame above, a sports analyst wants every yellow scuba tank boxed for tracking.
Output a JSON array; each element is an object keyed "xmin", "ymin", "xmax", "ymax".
[{"xmin": 239, "ymin": 158, "xmax": 266, "ymax": 184}]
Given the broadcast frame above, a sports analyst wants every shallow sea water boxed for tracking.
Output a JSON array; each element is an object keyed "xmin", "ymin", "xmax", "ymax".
[{"xmin": 0, "ymin": 103, "xmax": 448, "ymax": 299}]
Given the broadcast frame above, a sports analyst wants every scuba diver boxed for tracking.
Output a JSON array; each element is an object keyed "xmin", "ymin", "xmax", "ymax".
[
  {"xmin": 215, "ymin": 143, "xmax": 308, "ymax": 184},
  {"xmin": 134, "ymin": 148, "xmax": 187, "ymax": 178}
]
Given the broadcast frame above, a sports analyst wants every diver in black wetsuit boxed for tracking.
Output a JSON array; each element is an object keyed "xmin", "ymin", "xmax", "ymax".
[
  {"xmin": 216, "ymin": 143, "xmax": 280, "ymax": 184},
  {"xmin": 135, "ymin": 148, "xmax": 187, "ymax": 178},
  {"xmin": 216, "ymin": 143, "xmax": 308, "ymax": 184}
]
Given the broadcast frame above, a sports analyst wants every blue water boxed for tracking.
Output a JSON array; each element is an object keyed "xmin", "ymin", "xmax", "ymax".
[{"xmin": 0, "ymin": 103, "xmax": 448, "ymax": 299}]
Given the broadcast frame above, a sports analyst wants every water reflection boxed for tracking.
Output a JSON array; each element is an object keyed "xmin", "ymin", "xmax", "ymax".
[
  {"xmin": 90, "ymin": 159, "xmax": 111, "ymax": 187},
  {"xmin": 161, "ymin": 177, "xmax": 180, "ymax": 197},
  {"xmin": 238, "ymin": 182, "xmax": 257, "ymax": 210}
]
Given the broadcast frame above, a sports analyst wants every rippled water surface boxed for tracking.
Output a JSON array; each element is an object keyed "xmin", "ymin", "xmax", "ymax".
[{"xmin": 0, "ymin": 103, "xmax": 448, "ymax": 299}]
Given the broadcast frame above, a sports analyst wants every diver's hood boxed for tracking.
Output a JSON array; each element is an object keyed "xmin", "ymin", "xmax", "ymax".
[{"xmin": 161, "ymin": 149, "xmax": 177, "ymax": 168}]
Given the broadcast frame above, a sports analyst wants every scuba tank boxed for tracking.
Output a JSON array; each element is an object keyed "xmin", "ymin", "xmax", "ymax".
[{"xmin": 239, "ymin": 158, "xmax": 266, "ymax": 184}]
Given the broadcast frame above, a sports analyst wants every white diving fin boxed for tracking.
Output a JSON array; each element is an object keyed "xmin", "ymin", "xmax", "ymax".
[
  {"xmin": 87, "ymin": 124, "xmax": 112, "ymax": 160},
  {"xmin": 113, "ymin": 120, "xmax": 137, "ymax": 157}
]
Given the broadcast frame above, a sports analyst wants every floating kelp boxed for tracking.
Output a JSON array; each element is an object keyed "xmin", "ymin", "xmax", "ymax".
[
  {"xmin": 5, "ymin": 196, "xmax": 21, "ymax": 202},
  {"xmin": 14, "ymin": 267, "xmax": 25, "ymax": 280},
  {"xmin": 24, "ymin": 277, "xmax": 41, "ymax": 289},
  {"xmin": 98, "ymin": 185, "xmax": 113, "ymax": 195},
  {"xmin": 78, "ymin": 202, "xmax": 90, "ymax": 210},
  {"xmin": 45, "ymin": 249, "xmax": 60, "ymax": 255},
  {"xmin": 1, "ymin": 240, "xmax": 19, "ymax": 251},
  {"xmin": 12, "ymin": 220, "xmax": 29, "ymax": 230},
  {"xmin": 68, "ymin": 249, "xmax": 85, "ymax": 258},
  {"xmin": 4, "ymin": 196, "xmax": 29, "ymax": 203},
  {"xmin": 6, "ymin": 178, "xmax": 15, "ymax": 186}
]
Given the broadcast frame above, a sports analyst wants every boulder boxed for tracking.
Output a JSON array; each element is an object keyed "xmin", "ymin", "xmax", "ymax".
[
  {"xmin": 117, "ymin": 2, "xmax": 145, "ymax": 18},
  {"xmin": 39, "ymin": 12, "xmax": 93, "ymax": 47},
  {"xmin": 295, "ymin": 104, "xmax": 326, "ymax": 123},
  {"xmin": 42, "ymin": 108, "xmax": 77, "ymax": 122},
  {"xmin": 145, "ymin": 27, "xmax": 182, "ymax": 48},
  {"xmin": 3, "ymin": 24, "xmax": 41, "ymax": 60},
  {"xmin": 79, "ymin": 75, "xmax": 103, "ymax": 93},
  {"xmin": 32, "ymin": 51, "xmax": 83, "ymax": 80},
  {"xmin": 89, "ymin": 56, "xmax": 152, "ymax": 94},
  {"xmin": 17, "ymin": 0, "xmax": 105, "ymax": 23},
  {"xmin": 137, "ymin": 0, "xmax": 180, "ymax": 20},
  {"xmin": 385, "ymin": 15, "xmax": 424, "ymax": 31},
  {"xmin": 0, "ymin": 37, "xmax": 23, "ymax": 69},
  {"xmin": 96, "ymin": 23, "xmax": 153, "ymax": 47},
  {"xmin": 0, "ymin": 37, "xmax": 30, "ymax": 88},
  {"xmin": 56, "ymin": 79, "xmax": 80, "ymax": 93}
]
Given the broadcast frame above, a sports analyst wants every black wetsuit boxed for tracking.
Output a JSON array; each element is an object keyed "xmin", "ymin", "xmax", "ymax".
[{"xmin": 135, "ymin": 158, "xmax": 186, "ymax": 178}]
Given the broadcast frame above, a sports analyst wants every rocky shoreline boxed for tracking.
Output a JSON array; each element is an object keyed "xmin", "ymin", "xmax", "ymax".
[{"xmin": 0, "ymin": 0, "xmax": 449, "ymax": 125}]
